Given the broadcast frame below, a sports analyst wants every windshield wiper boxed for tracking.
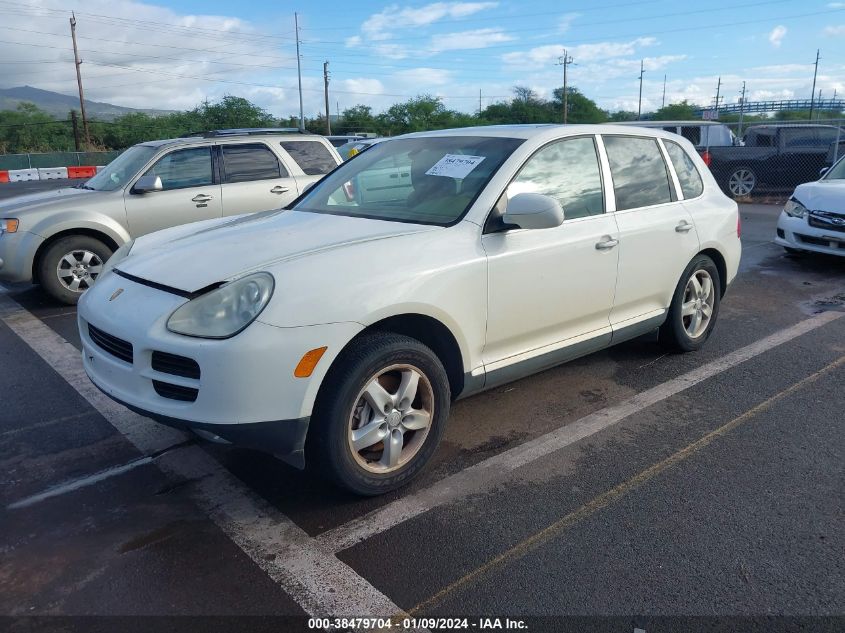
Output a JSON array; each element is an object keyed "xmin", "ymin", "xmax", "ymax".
[{"xmin": 76, "ymin": 184, "xmax": 96, "ymax": 190}]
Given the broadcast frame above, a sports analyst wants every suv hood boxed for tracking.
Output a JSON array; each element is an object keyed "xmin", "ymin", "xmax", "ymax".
[
  {"xmin": 794, "ymin": 181, "xmax": 845, "ymax": 214},
  {"xmin": 2, "ymin": 186, "xmax": 100, "ymax": 214},
  {"xmin": 118, "ymin": 209, "xmax": 439, "ymax": 293}
]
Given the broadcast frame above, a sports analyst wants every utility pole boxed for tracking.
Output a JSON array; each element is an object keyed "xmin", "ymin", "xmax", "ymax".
[
  {"xmin": 69, "ymin": 13, "xmax": 90, "ymax": 147},
  {"xmin": 738, "ymin": 81, "xmax": 747, "ymax": 138},
  {"xmin": 661, "ymin": 74, "xmax": 667, "ymax": 108},
  {"xmin": 70, "ymin": 110, "xmax": 80, "ymax": 151},
  {"xmin": 809, "ymin": 49, "xmax": 820, "ymax": 120},
  {"xmin": 323, "ymin": 61, "xmax": 331, "ymax": 135},
  {"xmin": 637, "ymin": 60, "xmax": 645, "ymax": 120},
  {"xmin": 714, "ymin": 76, "xmax": 722, "ymax": 117},
  {"xmin": 557, "ymin": 51, "xmax": 574, "ymax": 123},
  {"xmin": 294, "ymin": 12, "xmax": 305, "ymax": 132},
  {"xmin": 479, "ymin": 89, "xmax": 482, "ymax": 116}
]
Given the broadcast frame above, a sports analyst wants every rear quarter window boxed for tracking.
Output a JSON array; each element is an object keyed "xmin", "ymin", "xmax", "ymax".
[
  {"xmin": 664, "ymin": 140, "xmax": 704, "ymax": 199},
  {"xmin": 281, "ymin": 140, "xmax": 339, "ymax": 175}
]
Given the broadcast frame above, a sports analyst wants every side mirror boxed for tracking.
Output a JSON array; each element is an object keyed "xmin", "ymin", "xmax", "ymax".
[
  {"xmin": 503, "ymin": 193, "xmax": 564, "ymax": 230},
  {"xmin": 133, "ymin": 174, "xmax": 163, "ymax": 194},
  {"xmin": 819, "ymin": 167, "xmax": 829, "ymax": 178},
  {"xmin": 301, "ymin": 181, "xmax": 316, "ymax": 194}
]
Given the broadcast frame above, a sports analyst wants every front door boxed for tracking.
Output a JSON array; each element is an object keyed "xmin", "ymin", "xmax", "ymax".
[
  {"xmin": 219, "ymin": 143, "xmax": 300, "ymax": 215},
  {"xmin": 482, "ymin": 136, "xmax": 619, "ymax": 373},
  {"xmin": 601, "ymin": 135, "xmax": 701, "ymax": 327},
  {"xmin": 124, "ymin": 146, "xmax": 221, "ymax": 237}
]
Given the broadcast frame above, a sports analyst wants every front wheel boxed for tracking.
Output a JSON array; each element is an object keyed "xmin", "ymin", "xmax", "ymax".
[
  {"xmin": 659, "ymin": 255, "xmax": 721, "ymax": 352},
  {"xmin": 308, "ymin": 333, "xmax": 451, "ymax": 496},
  {"xmin": 38, "ymin": 235, "xmax": 112, "ymax": 305}
]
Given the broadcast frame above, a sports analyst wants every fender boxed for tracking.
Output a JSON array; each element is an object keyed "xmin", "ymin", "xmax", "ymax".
[{"xmin": 30, "ymin": 210, "xmax": 131, "ymax": 247}]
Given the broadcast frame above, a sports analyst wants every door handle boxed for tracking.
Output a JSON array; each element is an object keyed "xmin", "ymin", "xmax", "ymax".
[
  {"xmin": 191, "ymin": 194, "xmax": 213, "ymax": 203},
  {"xmin": 270, "ymin": 186, "xmax": 289, "ymax": 194},
  {"xmin": 595, "ymin": 237, "xmax": 619, "ymax": 250},
  {"xmin": 675, "ymin": 221, "xmax": 693, "ymax": 233}
]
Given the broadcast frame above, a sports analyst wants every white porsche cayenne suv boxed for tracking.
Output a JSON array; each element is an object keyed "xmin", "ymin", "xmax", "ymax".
[{"xmin": 78, "ymin": 125, "xmax": 741, "ymax": 495}]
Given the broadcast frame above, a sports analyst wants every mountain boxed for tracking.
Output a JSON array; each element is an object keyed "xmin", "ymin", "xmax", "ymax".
[{"xmin": 0, "ymin": 86, "xmax": 174, "ymax": 120}]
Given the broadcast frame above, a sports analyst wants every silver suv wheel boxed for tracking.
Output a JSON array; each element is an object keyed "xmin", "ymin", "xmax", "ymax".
[{"xmin": 56, "ymin": 249, "xmax": 104, "ymax": 293}]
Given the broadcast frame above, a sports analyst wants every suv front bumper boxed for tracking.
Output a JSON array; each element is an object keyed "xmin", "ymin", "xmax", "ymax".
[{"xmin": 0, "ymin": 231, "xmax": 43, "ymax": 283}]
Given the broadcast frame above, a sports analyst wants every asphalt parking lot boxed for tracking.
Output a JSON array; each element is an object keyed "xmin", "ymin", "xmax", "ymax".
[{"xmin": 1, "ymin": 183, "xmax": 844, "ymax": 632}]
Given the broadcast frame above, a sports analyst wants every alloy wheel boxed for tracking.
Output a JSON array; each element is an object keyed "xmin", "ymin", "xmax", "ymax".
[
  {"xmin": 56, "ymin": 249, "xmax": 103, "ymax": 292},
  {"xmin": 681, "ymin": 269, "xmax": 715, "ymax": 339},
  {"xmin": 347, "ymin": 364, "xmax": 434, "ymax": 474},
  {"xmin": 728, "ymin": 169, "xmax": 755, "ymax": 196}
]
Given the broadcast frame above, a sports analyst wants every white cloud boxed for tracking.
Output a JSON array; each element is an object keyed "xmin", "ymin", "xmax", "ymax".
[
  {"xmin": 430, "ymin": 28, "xmax": 514, "ymax": 52},
  {"xmin": 557, "ymin": 13, "xmax": 579, "ymax": 34},
  {"xmin": 768, "ymin": 25, "xmax": 787, "ymax": 47},
  {"xmin": 827, "ymin": 2, "xmax": 844, "ymax": 7},
  {"xmin": 823, "ymin": 25, "xmax": 845, "ymax": 36},
  {"xmin": 501, "ymin": 37, "xmax": 658, "ymax": 67},
  {"xmin": 360, "ymin": 2, "xmax": 498, "ymax": 41}
]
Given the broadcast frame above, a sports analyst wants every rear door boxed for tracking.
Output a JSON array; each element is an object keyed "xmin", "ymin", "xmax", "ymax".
[
  {"xmin": 124, "ymin": 146, "xmax": 221, "ymax": 236},
  {"xmin": 601, "ymin": 134, "xmax": 700, "ymax": 328},
  {"xmin": 219, "ymin": 142, "xmax": 299, "ymax": 215},
  {"xmin": 278, "ymin": 139, "xmax": 341, "ymax": 191}
]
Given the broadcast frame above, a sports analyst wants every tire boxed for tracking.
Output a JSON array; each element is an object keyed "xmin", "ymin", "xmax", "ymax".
[
  {"xmin": 659, "ymin": 255, "xmax": 721, "ymax": 353},
  {"xmin": 726, "ymin": 166, "xmax": 757, "ymax": 197},
  {"xmin": 38, "ymin": 235, "xmax": 112, "ymax": 305},
  {"xmin": 308, "ymin": 332, "xmax": 451, "ymax": 496}
]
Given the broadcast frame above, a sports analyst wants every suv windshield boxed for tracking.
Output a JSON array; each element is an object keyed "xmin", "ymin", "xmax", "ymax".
[
  {"xmin": 84, "ymin": 145, "xmax": 158, "ymax": 191},
  {"xmin": 293, "ymin": 136, "xmax": 523, "ymax": 226},
  {"xmin": 824, "ymin": 157, "xmax": 845, "ymax": 180}
]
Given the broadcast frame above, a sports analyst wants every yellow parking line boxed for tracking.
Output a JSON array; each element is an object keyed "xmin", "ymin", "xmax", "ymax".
[{"xmin": 408, "ymin": 354, "xmax": 845, "ymax": 616}]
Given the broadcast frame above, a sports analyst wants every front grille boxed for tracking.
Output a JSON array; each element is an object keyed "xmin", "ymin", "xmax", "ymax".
[
  {"xmin": 151, "ymin": 351, "xmax": 201, "ymax": 379},
  {"xmin": 796, "ymin": 233, "xmax": 845, "ymax": 249},
  {"xmin": 153, "ymin": 380, "xmax": 198, "ymax": 402},
  {"xmin": 808, "ymin": 212, "xmax": 845, "ymax": 233},
  {"xmin": 88, "ymin": 324, "xmax": 133, "ymax": 364}
]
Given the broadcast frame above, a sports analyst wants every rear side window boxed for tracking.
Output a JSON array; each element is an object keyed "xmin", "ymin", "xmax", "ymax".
[
  {"xmin": 664, "ymin": 140, "xmax": 704, "ymax": 199},
  {"xmin": 222, "ymin": 143, "xmax": 283, "ymax": 183},
  {"xmin": 507, "ymin": 136, "xmax": 604, "ymax": 219},
  {"xmin": 603, "ymin": 136, "xmax": 673, "ymax": 210},
  {"xmin": 680, "ymin": 126, "xmax": 701, "ymax": 145},
  {"xmin": 280, "ymin": 140, "xmax": 338, "ymax": 175}
]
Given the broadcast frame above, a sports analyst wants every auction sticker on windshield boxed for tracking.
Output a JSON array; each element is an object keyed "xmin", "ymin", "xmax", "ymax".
[{"xmin": 426, "ymin": 154, "xmax": 486, "ymax": 178}]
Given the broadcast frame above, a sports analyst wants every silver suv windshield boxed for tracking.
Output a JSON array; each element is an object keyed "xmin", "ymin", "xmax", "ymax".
[
  {"xmin": 84, "ymin": 145, "xmax": 158, "ymax": 192},
  {"xmin": 293, "ymin": 136, "xmax": 524, "ymax": 226}
]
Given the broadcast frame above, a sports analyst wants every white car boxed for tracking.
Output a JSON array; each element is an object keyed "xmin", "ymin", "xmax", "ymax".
[
  {"xmin": 775, "ymin": 157, "xmax": 845, "ymax": 256},
  {"xmin": 77, "ymin": 125, "xmax": 741, "ymax": 495}
]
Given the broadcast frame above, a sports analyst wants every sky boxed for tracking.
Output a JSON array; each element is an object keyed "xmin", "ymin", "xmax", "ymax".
[{"xmin": 0, "ymin": 0, "xmax": 844, "ymax": 118}]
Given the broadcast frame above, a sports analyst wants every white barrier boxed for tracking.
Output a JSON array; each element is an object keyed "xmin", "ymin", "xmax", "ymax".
[
  {"xmin": 37, "ymin": 167, "xmax": 69, "ymax": 180},
  {"xmin": 95, "ymin": 165, "xmax": 105, "ymax": 172},
  {"xmin": 8, "ymin": 169, "xmax": 39, "ymax": 182}
]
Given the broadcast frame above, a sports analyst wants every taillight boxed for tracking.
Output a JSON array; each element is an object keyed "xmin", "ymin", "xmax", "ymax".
[
  {"xmin": 342, "ymin": 180, "xmax": 356, "ymax": 201},
  {"xmin": 701, "ymin": 150, "xmax": 712, "ymax": 166},
  {"xmin": 737, "ymin": 213, "xmax": 742, "ymax": 238}
]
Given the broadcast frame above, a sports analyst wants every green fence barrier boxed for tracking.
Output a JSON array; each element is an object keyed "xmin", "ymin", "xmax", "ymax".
[{"xmin": 0, "ymin": 151, "xmax": 121, "ymax": 171}]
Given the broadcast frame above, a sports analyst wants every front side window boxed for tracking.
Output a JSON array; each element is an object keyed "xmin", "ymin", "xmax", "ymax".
[
  {"xmin": 86, "ymin": 145, "xmax": 156, "ymax": 191},
  {"xmin": 293, "ymin": 136, "xmax": 523, "ymax": 226},
  {"xmin": 280, "ymin": 140, "xmax": 337, "ymax": 175},
  {"xmin": 144, "ymin": 147, "xmax": 213, "ymax": 190},
  {"xmin": 222, "ymin": 144, "xmax": 283, "ymax": 183},
  {"xmin": 664, "ymin": 140, "xmax": 704, "ymax": 199},
  {"xmin": 506, "ymin": 136, "xmax": 604, "ymax": 220},
  {"xmin": 603, "ymin": 135, "xmax": 673, "ymax": 211}
]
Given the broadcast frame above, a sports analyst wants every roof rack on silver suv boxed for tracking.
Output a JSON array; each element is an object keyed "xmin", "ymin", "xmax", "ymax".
[{"xmin": 180, "ymin": 127, "xmax": 305, "ymax": 138}]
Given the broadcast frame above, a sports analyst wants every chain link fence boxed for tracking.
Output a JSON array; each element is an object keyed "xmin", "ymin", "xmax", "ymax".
[
  {"xmin": 709, "ymin": 118, "xmax": 844, "ymax": 200},
  {"xmin": 0, "ymin": 150, "xmax": 121, "ymax": 171}
]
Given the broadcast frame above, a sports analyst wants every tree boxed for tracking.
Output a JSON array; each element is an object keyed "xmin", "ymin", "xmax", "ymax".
[
  {"xmin": 552, "ymin": 87, "xmax": 608, "ymax": 123},
  {"xmin": 651, "ymin": 100, "xmax": 697, "ymax": 121}
]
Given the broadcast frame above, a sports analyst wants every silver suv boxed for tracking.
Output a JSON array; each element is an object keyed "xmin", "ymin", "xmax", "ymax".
[{"xmin": 0, "ymin": 129, "xmax": 341, "ymax": 304}]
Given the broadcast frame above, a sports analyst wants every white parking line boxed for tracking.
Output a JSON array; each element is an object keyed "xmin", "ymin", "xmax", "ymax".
[
  {"xmin": 317, "ymin": 310, "xmax": 844, "ymax": 553},
  {"xmin": 0, "ymin": 289, "xmax": 421, "ymax": 627}
]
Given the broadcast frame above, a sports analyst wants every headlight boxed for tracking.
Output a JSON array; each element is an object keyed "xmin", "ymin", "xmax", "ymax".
[
  {"xmin": 0, "ymin": 219, "xmax": 19, "ymax": 235},
  {"xmin": 167, "ymin": 272, "xmax": 274, "ymax": 339},
  {"xmin": 784, "ymin": 199, "xmax": 808, "ymax": 218},
  {"xmin": 100, "ymin": 239, "xmax": 135, "ymax": 279}
]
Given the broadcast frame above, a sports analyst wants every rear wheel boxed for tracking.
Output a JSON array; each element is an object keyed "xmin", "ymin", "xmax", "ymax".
[
  {"xmin": 660, "ymin": 255, "xmax": 721, "ymax": 352},
  {"xmin": 727, "ymin": 167, "xmax": 757, "ymax": 197},
  {"xmin": 38, "ymin": 235, "xmax": 112, "ymax": 305},
  {"xmin": 309, "ymin": 333, "xmax": 450, "ymax": 496}
]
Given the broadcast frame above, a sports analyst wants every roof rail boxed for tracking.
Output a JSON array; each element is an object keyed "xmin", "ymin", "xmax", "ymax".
[{"xmin": 180, "ymin": 127, "xmax": 305, "ymax": 138}]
